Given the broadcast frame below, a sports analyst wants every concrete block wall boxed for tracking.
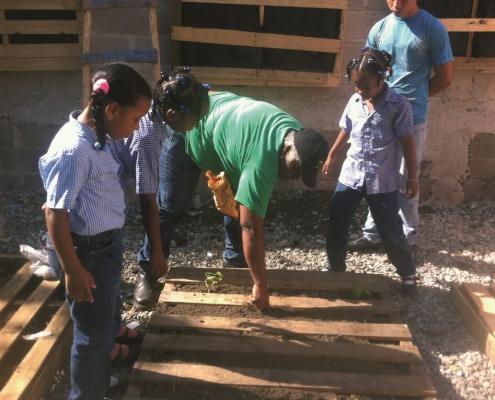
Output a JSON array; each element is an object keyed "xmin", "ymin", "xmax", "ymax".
[{"xmin": 1, "ymin": 0, "xmax": 494, "ymax": 205}]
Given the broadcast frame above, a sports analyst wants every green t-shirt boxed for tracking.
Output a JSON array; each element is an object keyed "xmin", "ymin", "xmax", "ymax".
[{"xmin": 185, "ymin": 92, "xmax": 302, "ymax": 218}]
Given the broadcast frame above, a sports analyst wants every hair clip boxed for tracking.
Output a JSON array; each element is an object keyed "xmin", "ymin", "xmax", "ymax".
[
  {"xmin": 93, "ymin": 142, "xmax": 109, "ymax": 152},
  {"xmin": 176, "ymin": 76, "xmax": 185, "ymax": 86},
  {"xmin": 93, "ymin": 79, "xmax": 109, "ymax": 94},
  {"xmin": 203, "ymin": 83, "xmax": 211, "ymax": 90}
]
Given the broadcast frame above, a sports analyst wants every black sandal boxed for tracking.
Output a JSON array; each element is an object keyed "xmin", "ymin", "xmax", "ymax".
[
  {"xmin": 111, "ymin": 343, "xmax": 140, "ymax": 367},
  {"xmin": 106, "ymin": 372, "xmax": 129, "ymax": 395},
  {"xmin": 115, "ymin": 326, "xmax": 145, "ymax": 345}
]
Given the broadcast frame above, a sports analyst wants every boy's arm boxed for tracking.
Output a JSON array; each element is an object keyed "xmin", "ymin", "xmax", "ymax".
[
  {"xmin": 429, "ymin": 62, "xmax": 453, "ymax": 97},
  {"xmin": 45, "ymin": 208, "xmax": 96, "ymax": 302},
  {"xmin": 399, "ymin": 135, "xmax": 418, "ymax": 198},
  {"xmin": 139, "ymin": 193, "xmax": 168, "ymax": 277}
]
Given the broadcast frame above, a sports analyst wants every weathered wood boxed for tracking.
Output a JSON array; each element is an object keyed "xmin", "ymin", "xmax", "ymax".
[
  {"xmin": 143, "ymin": 332, "xmax": 422, "ymax": 364},
  {"xmin": 83, "ymin": 0, "xmax": 158, "ymax": 9},
  {"xmin": 0, "ymin": 279, "xmax": 60, "ymax": 365},
  {"xmin": 0, "ymin": 262, "xmax": 33, "ymax": 315},
  {"xmin": 180, "ymin": 0, "xmax": 348, "ymax": 9},
  {"xmin": 149, "ymin": 314, "xmax": 412, "ymax": 341},
  {"xmin": 160, "ymin": 290, "xmax": 399, "ymax": 315},
  {"xmin": 463, "ymin": 283, "xmax": 495, "ymax": 334},
  {"xmin": 171, "ymin": 26, "xmax": 342, "ymax": 53},
  {"xmin": 0, "ymin": 0, "xmax": 80, "ymax": 10},
  {"xmin": 0, "ymin": 20, "xmax": 81, "ymax": 35},
  {"xmin": 440, "ymin": 18, "xmax": 495, "ymax": 32},
  {"xmin": 166, "ymin": 267, "xmax": 389, "ymax": 292},
  {"xmin": 451, "ymin": 284, "xmax": 495, "ymax": 364},
  {"xmin": 131, "ymin": 362, "xmax": 436, "ymax": 397},
  {"xmin": 0, "ymin": 304, "xmax": 72, "ymax": 400}
]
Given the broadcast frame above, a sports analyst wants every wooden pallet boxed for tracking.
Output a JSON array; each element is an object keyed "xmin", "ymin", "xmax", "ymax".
[
  {"xmin": 451, "ymin": 281, "xmax": 495, "ymax": 364},
  {"xmin": 0, "ymin": 257, "xmax": 72, "ymax": 400},
  {"xmin": 126, "ymin": 267, "xmax": 436, "ymax": 399}
]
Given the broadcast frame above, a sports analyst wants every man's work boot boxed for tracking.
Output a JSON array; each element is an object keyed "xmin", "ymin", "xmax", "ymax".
[
  {"xmin": 347, "ymin": 235, "xmax": 381, "ymax": 251},
  {"xmin": 133, "ymin": 271, "xmax": 156, "ymax": 309}
]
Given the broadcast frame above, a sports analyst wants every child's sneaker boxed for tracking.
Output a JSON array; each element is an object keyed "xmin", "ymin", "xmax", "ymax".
[{"xmin": 401, "ymin": 275, "xmax": 419, "ymax": 295}]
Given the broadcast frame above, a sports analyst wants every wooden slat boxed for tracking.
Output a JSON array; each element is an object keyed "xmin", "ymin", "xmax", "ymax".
[
  {"xmin": 0, "ymin": 20, "xmax": 81, "ymax": 35},
  {"xmin": 172, "ymin": 26, "xmax": 342, "ymax": 53},
  {"xmin": 149, "ymin": 314, "xmax": 412, "ymax": 341},
  {"xmin": 131, "ymin": 362, "xmax": 435, "ymax": 397},
  {"xmin": 0, "ymin": 57, "xmax": 81, "ymax": 71},
  {"xmin": 451, "ymin": 284, "xmax": 495, "ymax": 364},
  {"xmin": 0, "ymin": 304, "xmax": 72, "ymax": 400},
  {"xmin": 0, "ymin": 279, "xmax": 60, "ymax": 365},
  {"xmin": 166, "ymin": 267, "xmax": 389, "ymax": 292},
  {"xmin": 143, "ymin": 333, "xmax": 422, "ymax": 364},
  {"xmin": 463, "ymin": 283, "xmax": 495, "ymax": 334},
  {"xmin": 83, "ymin": 0, "xmax": 158, "ymax": 9},
  {"xmin": 0, "ymin": 262, "xmax": 33, "ymax": 315},
  {"xmin": 0, "ymin": 0, "xmax": 81, "ymax": 10},
  {"xmin": 440, "ymin": 18, "xmax": 495, "ymax": 32},
  {"xmin": 0, "ymin": 43, "xmax": 82, "ymax": 57},
  {"xmin": 180, "ymin": 0, "xmax": 348, "ymax": 9},
  {"xmin": 160, "ymin": 291, "xmax": 399, "ymax": 314}
]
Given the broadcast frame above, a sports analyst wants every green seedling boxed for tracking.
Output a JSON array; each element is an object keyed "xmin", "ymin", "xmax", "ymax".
[
  {"xmin": 352, "ymin": 281, "xmax": 371, "ymax": 298},
  {"xmin": 204, "ymin": 271, "xmax": 223, "ymax": 291}
]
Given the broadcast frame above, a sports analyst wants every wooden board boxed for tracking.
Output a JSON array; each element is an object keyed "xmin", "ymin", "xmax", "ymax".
[
  {"xmin": 0, "ymin": 258, "xmax": 72, "ymax": 400},
  {"xmin": 126, "ymin": 267, "xmax": 435, "ymax": 399},
  {"xmin": 451, "ymin": 282, "xmax": 495, "ymax": 364},
  {"xmin": 0, "ymin": 1, "xmax": 83, "ymax": 72}
]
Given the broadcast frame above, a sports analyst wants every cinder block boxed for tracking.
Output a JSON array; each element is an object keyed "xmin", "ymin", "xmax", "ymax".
[
  {"xmin": 0, "ymin": 120, "xmax": 16, "ymax": 148},
  {"xmin": 20, "ymin": 124, "xmax": 59, "ymax": 149},
  {"xmin": 0, "ymin": 149, "xmax": 44, "ymax": 173}
]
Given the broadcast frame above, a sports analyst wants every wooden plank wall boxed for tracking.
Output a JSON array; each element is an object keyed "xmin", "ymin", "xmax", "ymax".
[
  {"xmin": 171, "ymin": 0, "xmax": 348, "ymax": 87},
  {"xmin": 0, "ymin": 0, "xmax": 83, "ymax": 72}
]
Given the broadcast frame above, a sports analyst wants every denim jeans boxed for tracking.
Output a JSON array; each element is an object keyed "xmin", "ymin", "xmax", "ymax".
[
  {"xmin": 363, "ymin": 123, "xmax": 427, "ymax": 244},
  {"xmin": 47, "ymin": 229, "xmax": 123, "ymax": 400},
  {"xmin": 137, "ymin": 132, "xmax": 245, "ymax": 272},
  {"xmin": 326, "ymin": 182, "xmax": 414, "ymax": 278}
]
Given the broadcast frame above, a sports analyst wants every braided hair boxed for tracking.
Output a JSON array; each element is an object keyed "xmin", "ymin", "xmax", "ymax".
[
  {"xmin": 90, "ymin": 63, "xmax": 152, "ymax": 150},
  {"xmin": 345, "ymin": 47, "xmax": 393, "ymax": 82},
  {"xmin": 151, "ymin": 67, "xmax": 210, "ymax": 132}
]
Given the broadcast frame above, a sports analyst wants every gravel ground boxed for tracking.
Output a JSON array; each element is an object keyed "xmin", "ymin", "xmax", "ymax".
[{"xmin": 1, "ymin": 186, "xmax": 494, "ymax": 400}]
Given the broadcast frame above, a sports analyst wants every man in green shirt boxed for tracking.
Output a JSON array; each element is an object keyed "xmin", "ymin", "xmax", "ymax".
[{"xmin": 185, "ymin": 92, "xmax": 329, "ymax": 309}]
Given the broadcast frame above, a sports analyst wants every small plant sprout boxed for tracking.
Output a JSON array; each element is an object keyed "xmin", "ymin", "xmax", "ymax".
[
  {"xmin": 204, "ymin": 271, "xmax": 223, "ymax": 291},
  {"xmin": 352, "ymin": 281, "xmax": 370, "ymax": 298}
]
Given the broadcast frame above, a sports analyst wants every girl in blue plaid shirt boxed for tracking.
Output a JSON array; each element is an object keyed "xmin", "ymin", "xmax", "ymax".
[
  {"xmin": 322, "ymin": 48, "xmax": 419, "ymax": 294},
  {"xmin": 39, "ymin": 63, "xmax": 151, "ymax": 400}
]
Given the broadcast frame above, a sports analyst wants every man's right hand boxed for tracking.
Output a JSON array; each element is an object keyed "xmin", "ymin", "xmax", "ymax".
[{"xmin": 250, "ymin": 283, "xmax": 270, "ymax": 310}]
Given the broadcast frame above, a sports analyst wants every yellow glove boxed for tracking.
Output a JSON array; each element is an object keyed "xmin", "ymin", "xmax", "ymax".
[{"xmin": 205, "ymin": 170, "xmax": 238, "ymax": 219}]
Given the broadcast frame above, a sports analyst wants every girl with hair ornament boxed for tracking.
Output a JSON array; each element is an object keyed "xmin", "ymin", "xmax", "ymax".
[{"xmin": 39, "ymin": 62, "xmax": 152, "ymax": 399}]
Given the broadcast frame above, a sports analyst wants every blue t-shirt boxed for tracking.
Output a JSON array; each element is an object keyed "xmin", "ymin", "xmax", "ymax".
[{"xmin": 367, "ymin": 9, "xmax": 453, "ymax": 125}]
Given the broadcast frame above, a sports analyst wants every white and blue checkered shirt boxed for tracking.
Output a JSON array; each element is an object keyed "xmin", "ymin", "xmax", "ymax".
[
  {"xmin": 339, "ymin": 86, "xmax": 413, "ymax": 194},
  {"xmin": 111, "ymin": 111, "xmax": 170, "ymax": 194},
  {"xmin": 39, "ymin": 111, "xmax": 127, "ymax": 235}
]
